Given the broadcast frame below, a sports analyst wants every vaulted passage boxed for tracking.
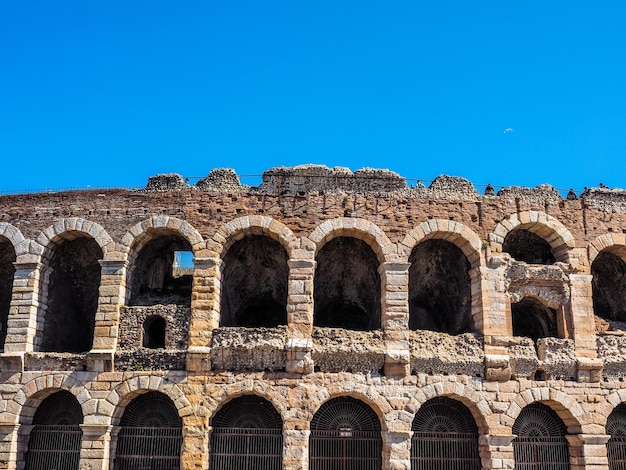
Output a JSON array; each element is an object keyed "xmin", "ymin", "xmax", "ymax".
[
  {"xmin": 115, "ymin": 391, "xmax": 183, "ymax": 470},
  {"xmin": 592, "ymin": 251, "xmax": 626, "ymax": 322},
  {"xmin": 314, "ymin": 237, "xmax": 381, "ymax": 330},
  {"xmin": 503, "ymin": 229, "xmax": 556, "ymax": 265},
  {"xmin": 513, "ymin": 403, "xmax": 570, "ymax": 469},
  {"xmin": 24, "ymin": 391, "xmax": 83, "ymax": 470},
  {"xmin": 129, "ymin": 233, "xmax": 193, "ymax": 306},
  {"xmin": 411, "ymin": 397, "xmax": 480, "ymax": 470},
  {"xmin": 607, "ymin": 403, "xmax": 626, "ymax": 469},
  {"xmin": 41, "ymin": 237, "xmax": 102, "ymax": 353},
  {"xmin": 310, "ymin": 397, "xmax": 382, "ymax": 470},
  {"xmin": 512, "ymin": 297, "xmax": 558, "ymax": 341},
  {"xmin": 211, "ymin": 395, "xmax": 283, "ymax": 470},
  {"xmin": 408, "ymin": 239, "xmax": 472, "ymax": 334},
  {"xmin": 220, "ymin": 235, "xmax": 288, "ymax": 327},
  {"xmin": 0, "ymin": 238, "xmax": 16, "ymax": 350}
]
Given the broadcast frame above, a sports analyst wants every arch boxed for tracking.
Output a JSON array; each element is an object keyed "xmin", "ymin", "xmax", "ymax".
[
  {"xmin": 408, "ymin": 238, "xmax": 473, "ymax": 334},
  {"xmin": 210, "ymin": 395, "xmax": 283, "ymax": 470},
  {"xmin": 411, "ymin": 397, "xmax": 480, "ymax": 470},
  {"xmin": 590, "ymin": 242, "xmax": 626, "ymax": 322},
  {"xmin": 24, "ymin": 390, "xmax": 83, "ymax": 470},
  {"xmin": 308, "ymin": 217, "xmax": 393, "ymax": 264},
  {"xmin": 489, "ymin": 211, "xmax": 575, "ymax": 263},
  {"xmin": 219, "ymin": 235, "xmax": 289, "ymax": 327},
  {"xmin": 400, "ymin": 219, "xmax": 483, "ymax": 269},
  {"xmin": 107, "ymin": 376, "xmax": 192, "ymax": 426},
  {"xmin": 310, "ymin": 396, "xmax": 382, "ymax": 470},
  {"xmin": 513, "ymin": 402, "xmax": 570, "ymax": 469},
  {"xmin": 114, "ymin": 391, "xmax": 183, "ymax": 470},
  {"xmin": 505, "ymin": 389, "xmax": 584, "ymax": 434},
  {"xmin": 209, "ymin": 215, "xmax": 298, "ymax": 260},
  {"xmin": 0, "ymin": 222, "xmax": 26, "ymax": 256},
  {"xmin": 36, "ymin": 218, "xmax": 114, "ymax": 257},
  {"xmin": 120, "ymin": 216, "xmax": 206, "ymax": 257},
  {"xmin": 0, "ymin": 234, "xmax": 17, "ymax": 350},
  {"xmin": 588, "ymin": 233, "xmax": 626, "ymax": 266},
  {"xmin": 607, "ymin": 403, "xmax": 626, "ymax": 469}
]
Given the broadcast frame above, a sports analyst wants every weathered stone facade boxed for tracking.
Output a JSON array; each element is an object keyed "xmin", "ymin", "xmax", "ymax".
[{"xmin": 2, "ymin": 165, "xmax": 626, "ymax": 468}]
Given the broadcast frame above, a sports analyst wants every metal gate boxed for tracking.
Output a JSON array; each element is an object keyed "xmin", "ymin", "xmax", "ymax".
[
  {"xmin": 115, "ymin": 427, "xmax": 183, "ymax": 470},
  {"xmin": 114, "ymin": 392, "xmax": 183, "ymax": 470},
  {"xmin": 210, "ymin": 395, "xmax": 283, "ymax": 470},
  {"xmin": 606, "ymin": 404, "xmax": 626, "ymax": 470},
  {"xmin": 512, "ymin": 403, "xmax": 570, "ymax": 469},
  {"xmin": 411, "ymin": 432, "xmax": 481, "ymax": 470},
  {"xmin": 211, "ymin": 427, "xmax": 283, "ymax": 469},
  {"xmin": 309, "ymin": 397, "xmax": 382, "ymax": 470},
  {"xmin": 24, "ymin": 425, "xmax": 82, "ymax": 470}
]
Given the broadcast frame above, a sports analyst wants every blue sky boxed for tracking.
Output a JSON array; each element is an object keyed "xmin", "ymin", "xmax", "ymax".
[{"xmin": 1, "ymin": 1, "xmax": 625, "ymax": 194}]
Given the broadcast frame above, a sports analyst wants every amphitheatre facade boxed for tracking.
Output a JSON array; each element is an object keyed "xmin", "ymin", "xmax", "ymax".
[{"xmin": 1, "ymin": 165, "xmax": 626, "ymax": 469}]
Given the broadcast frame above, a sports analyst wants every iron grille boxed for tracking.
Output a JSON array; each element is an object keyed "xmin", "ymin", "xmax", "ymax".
[
  {"xmin": 513, "ymin": 436, "xmax": 570, "ymax": 469},
  {"xmin": 114, "ymin": 427, "xmax": 182, "ymax": 470},
  {"xmin": 411, "ymin": 431, "xmax": 480, "ymax": 470},
  {"xmin": 609, "ymin": 437, "xmax": 626, "ymax": 470},
  {"xmin": 210, "ymin": 427, "xmax": 283, "ymax": 470},
  {"xmin": 24, "ymin": 425, "xmax": 82, "ymax": 470},
  {"xmin": 309, "ymin": 430, "xmax": 382, "ymax": 470}
]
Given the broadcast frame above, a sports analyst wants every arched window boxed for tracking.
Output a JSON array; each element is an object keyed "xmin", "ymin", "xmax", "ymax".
[
  {"xmin": 511, "ymin": 297, "xmax": 558, "ymax": 341},
  {"xmin": 503, "ymin": 229, "xmax": 556, "ymax": 265},
  {"xmin": 143, "ymin": 315, "xmax": 166, "ymax": 349},
  {"xmin": 409, "ymin": 239, "xmax": 472, "ymax": 334},
  {"xmin": 220, "ymin": 236, "xmax": 288, "ymax": 327},
  {"xmin": 314, "ymin": 237, "xmax": 381, "ymax": 330},
  {"xmin": 592, "ymin": 251, "xmax": 626, "ymax": 322},
  {"xmin": 310, "ymin": 397, "xmax": 381, "ymax": 470},
  {"xmin": 0, "ymin": 237, "xmax": 16, "ymax": 350},
  {"xmin": 41, "ymin": 237, "xmax": 103, "ymax": 352},
  {"xmin": 25, "ymin": 391, "xmax": 83, "ymax": 470},
  {"xmin": 114, "ymin": 392, "xmax": 183, "ymax": 470},
  {"xmin": 211, "ymin": 395, "xmax": 283, "ymax": 469},
  {"xmin": 607, "ymin": 403, "xmax": 626, "ymax": 469},
  {"xmin": 411, "ymin": 397, "xmax": 480, "ymax": 469},
  {"xmin": 513, "ymin": 403, "xmax": 570, "ymax": 469}
]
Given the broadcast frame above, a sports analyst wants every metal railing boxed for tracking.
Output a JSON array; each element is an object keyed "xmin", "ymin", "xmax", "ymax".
[
  {"xmin": 309, "ymin": 430, "xmax": 382, "ymax": 470},
  {"xmin": 608, "ymin": 436, "xmax": 626, "ymax": 469},
  {"xmin": 513, "ymin": 436, "xmax": 570, "ymax": 469},
  {"xmin": 24, "ymin": 425, "xmax": 82, "ymax": 470},
  {"xmin": 114, "ymin": 427, "xmax": 183, "ymax": 470},
  {"xmin": 411, "ymin": 432, "xmax": 481, "ymax": 470},
  {"xmin": 210, "ymin": 427, "xmax": 283, "ymax": 470}
]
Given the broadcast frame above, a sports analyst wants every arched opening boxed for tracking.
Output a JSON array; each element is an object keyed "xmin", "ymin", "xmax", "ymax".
[
  {"xmin": 24, "ymin": 391, "xmax": 83, "ymax": 470},
  {"xmin": 309, "ymin": 397, "xmax": 382, "ymax": 470},
  {"xmin": 607, "ymin": 403, "xmax": 626, "ymax": 469},
  {"xmin": 114, "ymin": 391, "xmax": 183, "ymax": 470},
  {"xmin": 503, "ymin": 229, "xmax": 556, "ymax": 265},
  {"xmin": 408, "ymin": 239, "xmax": 472, "ymax": 334},
  {"xmin": 592, "ymin": 251, "xmax": 626, "ymax": 322},
  {"xmin": 129, "ymin": 233, "xmax": 193, "ymax": 306},
  {"xmin": 0, "ymin": 237, "xmax": 16, "ymax": 350},
  {"xmin": 41, "ymin": 236, "xmax": 103, "ymax": 353},
  {"xmin": 512, "ymin": 297, "xmax": 558, "ymax": 341},
  {"xmin": 220, "ymin": 235, "xmax": 288, "ymax": 327},
  {"xmin": 210, "ymin": 395, "xmax": 283, "ymax": 469},
  {"xmin": 410, "ymin": 397, "xmax": 480, "ymax": 469},
  {"xmin": 143, "ymin": 315, "xmax": 166, "ymax": 349},
  {"xmin": 314, "ymin": 237, "xmax": 381, "ymax": 331},
  {"xmin": 513, "ymin": 402, "xmax": 570, "ymax": 469}
]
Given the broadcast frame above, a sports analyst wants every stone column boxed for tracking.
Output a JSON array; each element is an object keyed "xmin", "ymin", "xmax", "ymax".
[
  {"xmin": 3, "ymin": 262, "xmax": 43, "ymax": 364},
  {"xmin": 79, "ymin": 424, "xmax": 112, "ymax": 470},
  {"xmin": 566, "ymin": 434, "xmax": 610, "ymax": 470},
  {"xmin": 382, "ymin": 430, "xmax": 412, "ymax": 470},
  {"xmin": 380, "ymin": 262, "xmax": 411, "ymax": 378},
  {"xmin": 566, "ymin": 274, "xmax": 603, "ymax": 382},
  {"xmin": 286, "ymin": 259, "xmax": 315, "ymax": 374},
  {"xmin": 283, "ymin": 429, "xmax": 309, "ymax": 470},
  {"xmin": 187, "ymin": 257, "xmax": 221, "ymax": 372},
  {"xmin": 181, "ymin": 415, "xmax": 209, "ymax": 470},
  {"xmin": 0, "ymin": 424, "xmax": 19, "ymax": 470},
  {"xmin": 479, "ymin": 434, "xmax": 515, "ymax": 470}
]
